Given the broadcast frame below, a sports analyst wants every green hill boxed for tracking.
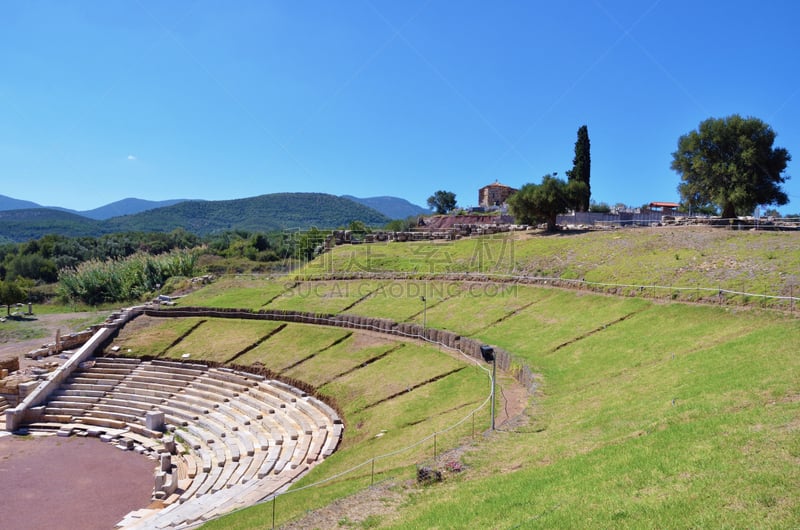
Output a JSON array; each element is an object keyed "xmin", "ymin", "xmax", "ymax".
[
  {"xmin": 106, "ymin": 193, "xmax": 390, "ymax": 234},
  {"xmin": 0, "ymin": 193, "xmax": 390, "ymax": 241},
  {"xmin": 0, "ymin": 208, "xmax": 103, "ymax": 241}
]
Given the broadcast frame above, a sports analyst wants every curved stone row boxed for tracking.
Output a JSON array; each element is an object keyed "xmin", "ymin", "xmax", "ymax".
[{"xmin": 22, "ymin": 356, "xmax": 342, "ymax": 529}]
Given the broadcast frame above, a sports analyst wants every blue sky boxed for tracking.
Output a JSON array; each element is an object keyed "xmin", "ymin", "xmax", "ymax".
[{"xmin": 2, "ymin": 1, "xmax": 798, "ymax": 214}]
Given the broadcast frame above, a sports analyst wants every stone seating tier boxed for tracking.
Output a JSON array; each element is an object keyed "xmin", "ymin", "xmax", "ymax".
[{"xmin": 20, "ymin": 356, "xmax": 342, "ymax": 530}]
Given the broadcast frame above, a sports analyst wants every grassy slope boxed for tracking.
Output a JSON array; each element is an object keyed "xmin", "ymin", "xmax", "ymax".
[
  {"xmin": 299, "ymin": 227, "xmax": 800, "ymax": 305},
  {"xmin": 177, "ymin": 228, "xmax": 800, "ymax": 528}
]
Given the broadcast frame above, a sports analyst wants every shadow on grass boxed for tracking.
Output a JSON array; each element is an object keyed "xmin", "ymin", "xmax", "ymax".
[{"xmin": 1, "ymin": 314, "xmax": 38, "ymax": 322}]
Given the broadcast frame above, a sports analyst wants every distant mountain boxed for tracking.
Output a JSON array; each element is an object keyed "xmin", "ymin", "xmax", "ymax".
[
  {"xmin": 341, "ymin": 195, "xmax": 430, "ymax": 219},
  {"xmin": 0, "ymin": 194, "xmax": 42, "ymax": 211},
  {"xmin": 80, "ymin": 198, "xmax": 189, "ymax": 220},
  {"xmin": 0, "ymin": 193, "xmax": 390, "ymax": 242},
  {"xmin": 0, "ymin": 194, "xmax": 189, "ymax": 219},
  {"xmin": 0, "ymin": 208, "xmax": 102, "ymax": 241},
  {"xmin": 105, "ymin": 193, "xmax": 390, "ymax": 234}
]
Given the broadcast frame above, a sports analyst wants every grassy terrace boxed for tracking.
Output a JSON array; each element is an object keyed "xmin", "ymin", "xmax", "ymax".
[
  {"xmin": 297, "ymin": 227, "xmax": 800, "ymax": 306},
  {"xmin": 112, "ymin": 228, "xmax": 799, "ymax": 528}
]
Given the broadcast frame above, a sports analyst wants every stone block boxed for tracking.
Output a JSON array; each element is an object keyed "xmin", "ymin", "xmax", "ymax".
[
  {"xmin": 145, "ymin": 410, "xmax": 166, "ymax": 432},
  {"xmin": 163, "ymin": 435, "xmax": 177, "ymax": 454},
  {"xmin": 154, "ymin": 471, "xmax": 166, "ymax": 492},
  {"xmin": 160, "ymin": 453, "xmax": 172, "ymax": 472}
]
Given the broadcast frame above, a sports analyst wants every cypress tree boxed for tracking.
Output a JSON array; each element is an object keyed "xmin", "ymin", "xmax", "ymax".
[{"xmin": 567, "ymin": 125, "xmax": 591, "ymax": 212}]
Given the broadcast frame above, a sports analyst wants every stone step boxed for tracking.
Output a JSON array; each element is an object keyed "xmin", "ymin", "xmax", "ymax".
[
  {"xmin": 126, "ymin": 375, "xmax": 191, "ymax": 393},
  {"xmin": 53, "ymin": 388, "xmax": 106, "ymax": 398},
  {"xmin": 133, "ymin": 365, "xmax": 199, "ymax": 383},
  {"xmin": 84, "ymin": 366, "xmax": 135, "ymax": 376},
  {"xmin": 115, "ymin": 383, "xmax": 174, "ymax": 400},
  {"xmin": 64, "ymin": 382, "xmax": 116, "ymax": 392},
  {"xmin": 151, "ymin": 359, "xmax": 208, "ymax": 373},
  {"xmin": 42, "ymin": 405, "xmax": 87, "ymax": 417},
  {"xmin": 72, "ymin": 415, "xmax": 128, "ymax": 430},
  {"xmin": 95, "ymin": 357, "xmax": 141, "ymax": 366},
  {"xmin": 47, "ymin": 399, "xmax": 94, "ymax": 410}
]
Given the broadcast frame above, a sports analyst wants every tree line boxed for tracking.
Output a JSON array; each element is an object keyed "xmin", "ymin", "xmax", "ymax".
[
  {"xmin": 0, "ymin": 221, "xmax": 409, "ymax": 307},
  {"xmin": 0, "ymin": 229, "xmax": 312, "ymax": 307}
]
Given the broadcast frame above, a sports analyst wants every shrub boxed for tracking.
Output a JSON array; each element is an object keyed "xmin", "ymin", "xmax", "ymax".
[{"xmin": 58, "ymin": 250, "xmax": 198, "ymax": 305}]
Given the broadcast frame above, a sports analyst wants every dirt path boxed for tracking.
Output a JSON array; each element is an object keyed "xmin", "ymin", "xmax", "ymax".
[{"xmin": 0, "ymin": 311, "xmax": 104, "ymax": 369}]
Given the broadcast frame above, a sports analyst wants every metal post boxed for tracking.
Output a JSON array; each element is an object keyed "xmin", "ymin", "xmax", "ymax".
[
  {"xmin": 433, "ymin": 433, "xmax": 437, "ymax": 462},
  {"xmin": 272, "ymin": 496, "xmax": 276, "ymax": 529},
  {"xmin": 491, "ymin": 357, "xmax": 496, "ymax": 431},
  {"xmin": 371, "ymin": 458, "xmax": 375, "ymax": 486}
]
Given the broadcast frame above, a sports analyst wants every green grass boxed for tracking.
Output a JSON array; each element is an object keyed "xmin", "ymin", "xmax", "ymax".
[
  {"xmin": 181, "ymin": 272, "xmax": 800, "ymax": 529},
  {"xmin": 268, "ymin": 280, "xmax": 388, "ymax": 314},
  {"xmin": 234, "ymin": 323, "xmax": 351, "ymax": 370},
  {"xmin": 319, "ymin": 343, "xmax": 468, "ymax": 412},
  {"xmin": 115, "ymin": 317, "xmax": 207, "ymax": 357},
  {"xmin": 163, "ymin": 319, "xmax": 283, "ymax": 363},
  {"xmin": 0, "ymin": 315, "xmax": 48, "ymax": 343},
  {"xmin": 282, "ymin": 335, "xmax": 399, "ymax": 387},
  {"xmin": 177, "ymin": 276, "xmax": 290, "ymax": 309},
  {"xmin": 387, "ymin": 316, "xmax": 800, "ymax": 529},
  {"xmin": 296, "ymin": 228, "xmax": 800, "ymax": 307}
]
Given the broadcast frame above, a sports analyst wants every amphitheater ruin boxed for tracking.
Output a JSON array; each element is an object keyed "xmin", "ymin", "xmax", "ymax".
[
  {"xmin": 2, "ymin": 298, "xmax": 529, "ymax": 529},
  {"xmin": 3, "ymin": 306, "xmax": 344, "ymax": 529}
]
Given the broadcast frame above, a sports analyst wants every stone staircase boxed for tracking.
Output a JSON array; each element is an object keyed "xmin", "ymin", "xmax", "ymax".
[{"xmin": 22, "ymin": 357, "xmax": 343, "ymax": 529}]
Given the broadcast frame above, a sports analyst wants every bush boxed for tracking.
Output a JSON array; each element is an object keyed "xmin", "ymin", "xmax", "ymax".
[{"xmin": 58, "ymin": 250, "xmax": 198, "ymax": 305}]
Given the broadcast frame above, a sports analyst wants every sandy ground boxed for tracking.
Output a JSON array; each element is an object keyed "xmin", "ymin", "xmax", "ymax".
[{"xmin": 0, "ymin": 434, "xmax": 158, "ymax": 530}]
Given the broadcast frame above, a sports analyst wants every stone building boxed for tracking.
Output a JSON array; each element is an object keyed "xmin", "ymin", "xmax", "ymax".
[{"xmin": 479, "ymin": 181, "xmax": 518, "ymax": 208}]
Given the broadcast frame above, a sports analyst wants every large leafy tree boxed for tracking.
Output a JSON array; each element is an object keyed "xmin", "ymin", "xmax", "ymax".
[
  {"xmin": 566, "ymin": 125, "xmax": 591, "ymax": 211},
  {"xmin": 508, "ymin": 174, "xmax": 570, "ymax": 232},
  {"xmin": 427, "ymin": 190, "xmax": 457, "ymax": 215},
  {"xmin": 671, "ymin": 115, "xmax": 791, "ymax": 218}
]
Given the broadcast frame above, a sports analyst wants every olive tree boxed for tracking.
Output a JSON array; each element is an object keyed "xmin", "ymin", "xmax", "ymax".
[{"xmin": 671, "ymin": 115, "xmax": 791, "ymax": 218}]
